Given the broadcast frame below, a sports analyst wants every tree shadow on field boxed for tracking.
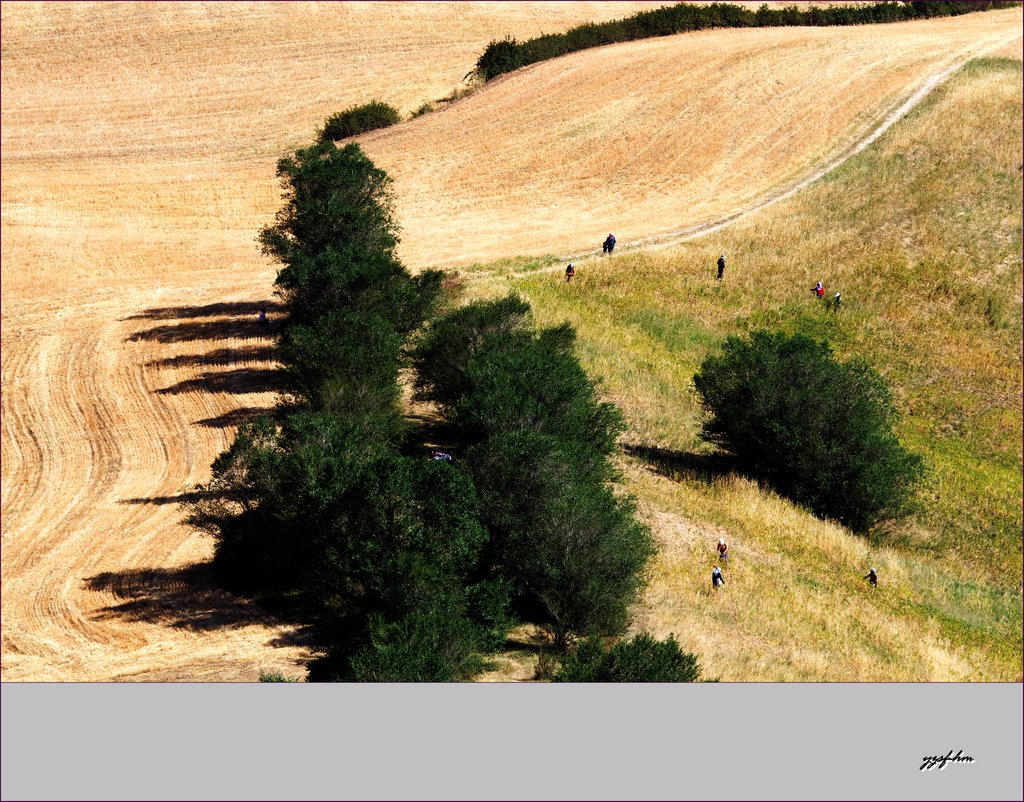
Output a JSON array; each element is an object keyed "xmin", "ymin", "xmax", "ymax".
[
  {"xmin": 127, "ymin": 300, "xmax": 288, "ymax": 427},
  {"xmin": 83, "ymin": 563, "xmax": 313, "ymax": 648},
  {"xmin": 146, "ymin": 344, "xmax": 278, "ymax": 369},
  {"xmin": 623, "ymin": 443, "xmax": 737, "ymax": 485},
  {"xmin": 128, "ymin": 318, "xmax": 279, "ymax": 344},
  {"xmin": 194, "ymin": 405, "xmax": 278, "ymax": 429},
  {"xmin": 118, "ymin": 489, "xmax": 217, "ymax": 506},
  {"xmin": 126, "ymin": 300, "xmax": 283, "ymax": 344},
  {"xmin": 126, "ymin": 300, "xmax": 284, "ymax": 321},
  {"xmin": 157, "ymin": 367, "xmax": 287, "ymax": 396}
]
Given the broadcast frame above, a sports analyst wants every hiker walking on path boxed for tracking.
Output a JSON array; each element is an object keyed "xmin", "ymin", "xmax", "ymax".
[
  {"xmin": 864, "ymin": 567, "xmax": 877, "ymax": 589},
  {"xmin": 717, "ymin": 537, "xmax": 729, "ymax": 566},
  {"xmin": 565, "ymin": 262, "xmax": 576, "ymax": 282},
  {"xmin": 717, "ymin": 254, "xmax": 726, "ymax": 281},
  {"xmin": 712, "ymin": 565, "xmax": 725, "ymax": 595},
  {"xmin": 603, "ymin": 233, "xmax": 616, "ymax": 254}
]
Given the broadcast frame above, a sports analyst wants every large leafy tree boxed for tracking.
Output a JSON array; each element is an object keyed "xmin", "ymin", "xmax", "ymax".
[
  {"xmin": 693, "ymin": 329, "xmax": 923, "ymax": 531},
  {"xmin": 259, "ymin": 140, "xmax": 400, "ymax": 264},
  {"xmin": 414, "ymin": 295, "xmax": 655, "ymax": 650},
  {"xmin": 259, "ymin": 142, "xmax": 442, "ymax": 417}
]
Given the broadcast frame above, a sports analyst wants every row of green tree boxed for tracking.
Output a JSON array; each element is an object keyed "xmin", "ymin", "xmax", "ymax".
[
  {"xmin": 187, "ymin": 139, "xmax": 687, "ymax": 680},
  {"xmin": 473, "ymin": 1, "xmax": 1016, "ymax": 82}
]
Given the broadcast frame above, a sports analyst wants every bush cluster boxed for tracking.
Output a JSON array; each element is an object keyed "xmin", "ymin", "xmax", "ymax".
[
  {"xmin": 552, "ymin": 634, "xmax": 702, "ymax": 682},
  {"xmin": 473, "ymin": 2, "xmax": 1015, "ymax": 81},
  {"xmin": 188, "ymin": 141, "xmax": 498, "ymax": 681},
  {"xmin": 189, "ymin": 139, "xmax": 660, "ymax": 679},
  {"xmin": 692, "ymin": 330, "xmax": 923, "ymax": 531},
  {"xmin": 317, "ymin": 101, "xmax": 402, "ymax": 142},
  {"xmin": 411, "ymin": 296, "xmax": 656, "ymax": 649}
]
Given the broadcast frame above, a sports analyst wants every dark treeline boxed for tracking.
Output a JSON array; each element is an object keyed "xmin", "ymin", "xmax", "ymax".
[
  {"xmin": 187, "ymin": 139, "xmax": 673, "ymax": 680},
  {"xmin": 473, "ymin": 1, "xmax": 1017, "ymax": 81}
]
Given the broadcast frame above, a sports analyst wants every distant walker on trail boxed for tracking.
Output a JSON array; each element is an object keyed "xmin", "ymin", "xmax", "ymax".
[
  {"xmin": 717, "ymin": 254, "xmax": 726, "ymax": 281},
  {"xmin": 565, "ymin": 262, "xmax": 576, "ymax": 282},
  {"xmin": 864, "ymin": 567, "xmax": 877, "ymax": 589},
  {"xmin": 258, "ymin": 305, "xmax": 268, "ymax": 324},
  {"xmin": 717, "ymin": 537, "xmax": 729, "ymax": 566},
  {"xmin": 832, "ymin": 291, "xmax": 842, "ymax": 311},
  {"xmin": 813, "ymin": 281, "xmax": 824, "ymax": 299},
  {"xmin": 603, "ymin": 233, "xmax": 616, "ymax": 255},
  {"xmin": 712, "ymin": 565, "xmax": 725, "ymax": 595}
]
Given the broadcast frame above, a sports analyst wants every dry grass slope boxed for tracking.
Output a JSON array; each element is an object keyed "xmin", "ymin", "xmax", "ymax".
[{"xmin": 495, "ymin": 55, "xmax": 1022, "ymax": 681}]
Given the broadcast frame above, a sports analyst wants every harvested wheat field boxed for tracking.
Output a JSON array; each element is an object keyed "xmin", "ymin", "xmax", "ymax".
[
  {"xmin": 1, "ymin": 0, "xmax": 665, "ymax": 682},
  {"xmin": 2, "ymin": 2, "xmax": 1021, "ymax": 681}
]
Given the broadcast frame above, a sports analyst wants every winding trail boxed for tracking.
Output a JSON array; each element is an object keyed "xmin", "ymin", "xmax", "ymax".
[{"xmin": 484, "ymin": 31, "xmax": 1020, "ymax": 275}]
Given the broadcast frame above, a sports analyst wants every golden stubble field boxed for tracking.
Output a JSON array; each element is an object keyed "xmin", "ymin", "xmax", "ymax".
[{"xmin": 2, "ymin": 2, "xmax": 1021, "ymax": 681}]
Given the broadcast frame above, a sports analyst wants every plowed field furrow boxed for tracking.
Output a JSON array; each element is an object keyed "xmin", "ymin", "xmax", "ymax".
[
  {"xmin": 0, "ymin": 333, "xmax": 44, "ymax": 525},
  {"xmin": 3, "ymin": 288, "xmax": 306, "ymax": 681},
  {"xmin": 2, "ymin": 335, "xmax": 94, "ymax": 567},
  {"xmin": 8, "ymin": 328, "xmax": 129, "ymax": 658},
  {"xmin": 2, "ymin": 3, "xmax": 1019, "ymax": 681}
]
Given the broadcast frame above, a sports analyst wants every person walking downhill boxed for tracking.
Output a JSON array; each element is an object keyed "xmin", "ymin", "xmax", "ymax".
[
  {"xmin": 712, "ymin": 565, "xmax": 725, "ymax": 596},
  {"xmin": 717, "ymin": 537, "xmax": 729, "ymax": 567},
  {"xmin": 565, "ymin": 262, "xmax": 576, "ymax": 282},
  {"xmin": 832, "ymin": 291, "xmax": 842, "ymax": 311},
  {"xmin": 863, "ymin": 567, "xmax": 878, "ymax": 589},
  {"xmin": 603, "ymin": 233, "xmax": 617, "ymax": 255},
  {"xmin": 813, "ymin": 281, "xmax": 824, "ymax": 299},
  {"xmin": 717, "ymin": 254, "xmax": 726, "ymax": 281}
]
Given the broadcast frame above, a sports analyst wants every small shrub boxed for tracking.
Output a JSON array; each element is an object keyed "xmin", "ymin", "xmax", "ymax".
[
  {"xmin": 552, "ymin": 634, "xmax": 702, "ymax": 682},
  {"xmin": 259, "ymin": 672, "xmax": 298, "ymax": 682},
  {"xmin": 534, "ymin": 648, "xmax": 559, "ymax": 680},
  {"xmin": 410, "ymin": 101, "xmax": 435, "ymax": 119},
  {"xmin": 318, "ymin": 101, "xmax": 402, "ymax": 142},
  {"xmin": 473, "ymin": 37, "xmax": 525, "ymax": 82},
  {"xmin": 344, "ymin": 599, "xmax": 488, "ymax": 682}
]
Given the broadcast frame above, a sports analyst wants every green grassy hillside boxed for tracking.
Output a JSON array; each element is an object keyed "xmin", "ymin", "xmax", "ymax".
[{"xmin": 466, "ymin": 57, "xmax": 1022, "ymax": 680}]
